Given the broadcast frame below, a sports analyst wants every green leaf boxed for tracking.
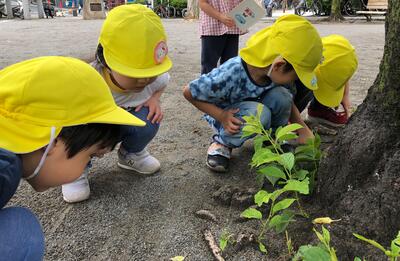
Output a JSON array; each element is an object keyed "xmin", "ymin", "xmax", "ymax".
[
  {"xmin": 295, "ymin": 154, "xmax": 318, "ymax": 162},
  {"xmin": 283, "ymin": 178, "xmax": 310, "ymax": 194},
  {"xmin": 258, "ymin": 165, "xmax": 286, "ymax": 186},
  {"xmin": 242, "ymin": 115, "xmax": 254, "ymax": 123},
  {"xmin": 270, "ymin": 188, "xmax": 286, "ymax": 201},
  {"xmin": 272, "ymin": 198, "xmax": 296, "ymax": 215},
  {"xmin": 254, "ymin": 190, "xmax": 270, "ymax": 207},
  {"xmin": 296, "ymin": 245, "xmax": 331, "ymax": 261},
  {"xmin": 259, "ymin": 242, "xmax": 267, "ymax": 253},
  {"xmin": 391, "ymin": 231, "xmax": 400, "ymax": 256},
  {"xmin": 275, "ymin": 123, "xmax": 303, "ymax": 141},
  {"xmin": 277, "ymin": 133, "xmax": 298, "ymax": 142},
  {"xmin": 258, "ymin": 165, "xmax": 287, "ymax": 180},
  {"xmin": 251, "ymin": 148, "xmax": 281, "ymax": 167},
  {"xmin": 256, "ymin": 103, "xmax": 264, "ymax": 119},
  {"xmin": 330, "ymin": 248, "xmax": 339, "ymax": 261},
  {"xmin": 268, "ymin": 214, "xmax": 283, "ymax": 229},
  {"xmin": 241, "ymin": 208, "xmax": 262, "ymax": 220},
  {"xmin": 314, "ymin": 133, "xmax": 321, "ymax": 148},
  {"xmin": 242, "ymin": 114, "xmax": 258, "ymax": 125},
  {"xmin": 295, "ymin": 144, "xmax": 314, "ymax": 155},
  {"xmin": 322, "ymin": 226, "xmax": 331, "ymax": 244},
  {"xmin": 170, "ymin": 256, "xmax": 185, "ymax": 261},
  {"xmin": 354, "ymin": 257, "xmax": 362, "ymax": 261},
  {"xmin": 254, "ymin": 135, "xmax": 268, "ymax": 151},
  {"xmin": 242, "ymin": 124, "xmax": 262, "ymax": 137},
  {"xmin": 313, "ymin": 228, "xmax": 326, "ymax": 248},
  {"xmin": 219, "ymin": 238, "xmax": 228, "ymax": 251},
  {"xmin": 293, "ymin": 169, "xmax": 309, "ymax": 180},
  {"xmin": 353, "ymin": 233, "xmax": 387, "ymax": 253},
  {"xmin": 268, "ymin": 210, "xmax": 295, "ymax": 233},
  {"xmin": 279, "ymin": 153, "xmax": 295, "ymax": 171}
]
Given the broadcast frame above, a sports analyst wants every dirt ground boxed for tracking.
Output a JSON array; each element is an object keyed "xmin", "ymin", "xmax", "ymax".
[{"xmin": 1, "ymin": 17, "xmax": 385, "ymax": 260}]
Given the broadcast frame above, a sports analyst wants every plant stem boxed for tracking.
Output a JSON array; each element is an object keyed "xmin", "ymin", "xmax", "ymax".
[
  {"xmin": 261, "ymin": 128, "xmax": 292, "ymax": 178},
  {"xmin": 295, "ymin": 192, "xmax": 309, "ymax": 218},
  {"xmin": 258, "ymin": 219, "xmax": 269, "ymax": 243}
]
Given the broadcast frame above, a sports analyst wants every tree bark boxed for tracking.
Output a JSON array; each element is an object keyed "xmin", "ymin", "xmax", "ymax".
[
  {"xmin": 36, "ymin": 0, "xmax": 45, "ymax": 18},
  {"xmin": 187, "ymin": 0, "xmax": 199, "ymax": 19},
  {"xmin": 329, "ymin": 0, "xmax": 344, "ymax": 21},
  {"xmin": 5, "ymin": 0, "xmax": 13, "ymax": 18},
  {"xmin": 317, "ymin": 0, "xmax": 400, "ymax": 258}
]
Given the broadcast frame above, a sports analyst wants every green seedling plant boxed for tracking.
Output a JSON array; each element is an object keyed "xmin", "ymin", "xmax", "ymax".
[
  {"xmin": 293, "ymin": 225, "xmax": 338, "ymax": 261},
  {"xmin": 353, "ymin": 231, "xmax": 400, "ymax": 261},
  {"xmin": 239, "ymin": 105, "xmax": 322, "ymax": 253},
  {"xmin": 219, "ymin": 230, "xmax": 235, "ymax": 252},
  {"xmin": 286, "ymin": 230, "xmax": 295, "ymax": 257}
]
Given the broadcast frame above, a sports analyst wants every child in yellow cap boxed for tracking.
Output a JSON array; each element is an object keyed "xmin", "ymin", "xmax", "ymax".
[
  {"xmin": 291, "ymin": 35, "xmax": 358, "ymax": 143},
  {"xmin": 183, "ymin": 15, "xmax": 322, "ymax": 172},
  {"xmin": 0, "ymin": 56, "xmax": 144, "ymax": 260},
  {"xmin": 61, "ymin": 4, "xmax": 172, "ymax": 203}
]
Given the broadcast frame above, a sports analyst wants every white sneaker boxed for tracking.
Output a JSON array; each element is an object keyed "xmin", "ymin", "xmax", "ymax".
[
  {"xmin": 117, "ymin": 148, "xmax": 160, "ymax": 175},
  {"xmin": 61, "ymin": 169, "xmax": 90, "ymax": 203}
]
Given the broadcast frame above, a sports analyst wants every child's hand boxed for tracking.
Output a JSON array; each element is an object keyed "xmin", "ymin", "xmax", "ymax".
[
  {"xmin": 219, "ymin": 14, "xmax": 236, "ymax": 28},
  {"xmin": 135, "ymin": 96, "xmax": 163, "ymax": 124},
  {"xmin": 219, "ymin": 108, "xmax": 243, "ymax": 135},
  {"xmin": 297, "ymin": 126, "xmax": 314, "ymax": 144}
]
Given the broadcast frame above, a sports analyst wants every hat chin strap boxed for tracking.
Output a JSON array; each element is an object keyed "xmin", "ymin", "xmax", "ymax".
[
  {"xmin": 267, "ymin": 55, "xmax": 281, "ymax": 78},
  {"xmin": 25, "ymin": 127, "xmax": 57, "ymax": 181},
  {"xmin": 267, "ymin": 65, "xmax": 273, "ymax": 78}
]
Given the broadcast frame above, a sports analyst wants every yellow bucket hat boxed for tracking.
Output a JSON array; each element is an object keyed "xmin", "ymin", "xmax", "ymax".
[
  {"xmin": 239, "ymin": 15, "xmax": 322, "ymax": 90},
  {"xmin": 0, "ymin": 56, "xmax": 145, "ymax": 154},
  {"xmin": 99, "ymin": 4, "xmax": 172, "ymax": 78},
  {"xmin": 313, "ymin": 35, "xmax": 358, "ymax": 107}
]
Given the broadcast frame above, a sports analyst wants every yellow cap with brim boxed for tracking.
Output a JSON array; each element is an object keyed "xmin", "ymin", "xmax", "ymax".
[
  {"xmin": 0, "ymin": 56, "xmax": 145, "ymax": 154},
  {"xmin": 313, "ymin": 35, "xmax": 358, "ymax": 107},
  {"xmin": 240, "ymin": 15, "xmax": 322, "ymax": 90},
  {"xmin": 99, "ymin": 4, "xmax": 172, "ymax": 78}
]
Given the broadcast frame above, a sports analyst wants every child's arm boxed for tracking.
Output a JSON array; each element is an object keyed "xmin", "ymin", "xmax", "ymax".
[
  {"xmin": 135, "ymin": 87, "xmax": 165, "ymax": 124},
  {"xmin": 289, "ymin": 103, "xmax": 314, "ymax": 144},
  {"xmin": 183, "ymin": 85, "xmax": 242, "ymax": 134},
  {"xmin": 199, "ymin": 0, "xmax": 236, "ymax": 28},
  {"xmin": 341, "ymin": 81, "xmax": 351, "ymax": 117},
  {"xmin": 135, "ymin": 73, "xmax": 170, "ymax": 124}
]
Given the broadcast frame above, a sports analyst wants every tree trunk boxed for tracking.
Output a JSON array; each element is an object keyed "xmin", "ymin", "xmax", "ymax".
[
  {"xmin": 36, "ymin": 0, "xmax": 45, "ymax": 18},
  {"xmin": 5, "ymin": 0, "xmax": 13, "ymax": 18},
  {"xmin": 329, "ymin": 0, "xmax": 343, "ymax": 21},
  {"xmin": 187, "ymin": 0, "xmax": 199, "ymax": 19},
  {"xmin": 317, "ymin": 0, "xmax": 400, "ymax": 259}
]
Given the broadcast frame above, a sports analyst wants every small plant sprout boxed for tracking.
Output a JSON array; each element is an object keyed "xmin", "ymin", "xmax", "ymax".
[
  {"xmin": 286, "ymin": 230, "xmax": 295, "ymax": 257},
  {"xmin": 353, "ymin": 231, "xmax": 400, "ymax": 261},
  {"xmin": 293, "ymin": 225, "xmax": 338, "ymax": 261},
  {"xmin": 219, "ymin": 230, "xmax": 235, "ymax": 252},
  {"xmin": 240, "ymin": 104, "xmax": 322, "ymax": 253}
]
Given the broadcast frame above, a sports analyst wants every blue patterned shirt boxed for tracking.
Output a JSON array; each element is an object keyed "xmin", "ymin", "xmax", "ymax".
[{"xmin": 189, "ymin": 56, "xmax": 274, "ymax": 109}]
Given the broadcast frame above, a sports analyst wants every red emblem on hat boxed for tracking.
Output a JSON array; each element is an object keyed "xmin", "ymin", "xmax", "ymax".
[{"xmin": 154, "ymin": 41, "xmax": 168, "ymax": 65}]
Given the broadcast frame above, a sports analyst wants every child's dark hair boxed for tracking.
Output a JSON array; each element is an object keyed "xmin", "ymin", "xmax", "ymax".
[
  {"xmin": 58, "ymin": 123, "xmax": 121, "ymax": 158},
  {"xmin": 282, "ymin": 58, "xmax": 294, "ymax": 73},
  {"xmin": 96, "ymin": 44, "xmax": 110, "ymax": 69}
]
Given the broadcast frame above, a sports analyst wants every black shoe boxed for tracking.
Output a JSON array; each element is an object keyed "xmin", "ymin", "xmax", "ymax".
[{"xmin": 206, "ymin": 154, "xmax": 229, "ymax": 172}]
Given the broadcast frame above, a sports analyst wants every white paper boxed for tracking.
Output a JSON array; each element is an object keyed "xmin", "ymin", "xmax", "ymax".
[{"xmin": 228, "ymin": 0, "xmax": 265, "ymax": 31}]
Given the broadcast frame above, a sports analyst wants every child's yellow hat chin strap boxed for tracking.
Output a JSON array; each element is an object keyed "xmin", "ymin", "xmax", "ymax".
[{"xmin": 24, "ymin": 127, "xmax": 57, "ymax": 181}]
